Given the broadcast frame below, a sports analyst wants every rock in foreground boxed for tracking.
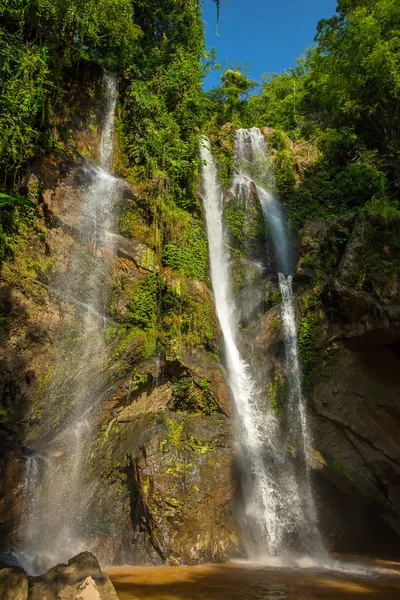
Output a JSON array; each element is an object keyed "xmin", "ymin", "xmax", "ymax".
[{"xmin": 0, "ymin": 553, "xmax": 118, "ymax": 600}]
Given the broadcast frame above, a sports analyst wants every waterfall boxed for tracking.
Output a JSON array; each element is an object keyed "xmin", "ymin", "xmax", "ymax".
[
  {"xmin": 278, "ymin": 274, "xmax": 324, "ymax": 554},
  {"xmin": 200, "ymin": 138, "xmax": 315, "ymax": 560},
  {"xmin": 19, "ymin": 72, "xmax": 119, "ymax": 573},
  {"xmin": 233, "ymin": 127, "xmax": 290, "ymax": 275},
  {"xmin": 232, "ymin": 128, "xmax": 325, "ymax": 558}
]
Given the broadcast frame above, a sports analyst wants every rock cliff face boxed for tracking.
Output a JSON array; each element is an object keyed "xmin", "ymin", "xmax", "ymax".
[
  {"xmin": 0, "ymin": 76, "xmax": 237, "ymax": 568},
  {"xmin": 255, "ymin": 211, "xmax": 400, "ymax": 555},
  {"xmin": 2, "ymin": 86, "xmax": 400, "ymax": 568}
]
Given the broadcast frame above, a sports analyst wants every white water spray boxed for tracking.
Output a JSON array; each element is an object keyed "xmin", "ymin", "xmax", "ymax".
[
  {"xmin": 19, "ymin": 72, "xmax": 119, "ymax": 572},
  {"xmin": 200, "ymin": 138, "xmax": 316, "ymax": 558},
  {"xmin": 232, "ymin": 128, "xmax": 325, "ymax": 557}
]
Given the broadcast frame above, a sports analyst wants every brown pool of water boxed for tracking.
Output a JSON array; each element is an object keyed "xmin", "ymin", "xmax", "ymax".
[{"xmin": 107, "ymin": 557, "xmax": 400, "ymax": 600}]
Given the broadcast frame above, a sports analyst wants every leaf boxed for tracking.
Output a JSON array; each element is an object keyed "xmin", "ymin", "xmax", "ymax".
[{"xmin": 0, "ymin": 193, "xmax": 36, "ymax": 208}]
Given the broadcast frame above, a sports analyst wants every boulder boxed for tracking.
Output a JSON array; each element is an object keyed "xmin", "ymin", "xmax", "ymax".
[
  {"xmin": 0, "ymin": 568, "xmax": 28, "ymax": 600},
  {"xmin": 29, "ymin": 553, "xmax": 118, "ymax": 600}
]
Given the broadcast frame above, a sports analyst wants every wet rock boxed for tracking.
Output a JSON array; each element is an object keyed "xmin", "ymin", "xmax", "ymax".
[
  {"xmin": 29, "ymin": 553, "xmax": 118, "ymax": 600},
  {"xmin": 0, "ymin": 568, "xmax": 28, "ymax": 600},
  {"xmin": 290, "ymin": 212, "xmax": 400, "ymax": 554},
  {"xmin": 85, "ymin": 411, "xmax": 238, "ymax": 565},
  {"xmin": 112, "ymin": 236, "xmax": 161, "ymax": 273},
  {"xmin": 57, "ymin": 577, "xmax": 100, "ymax": 600}
]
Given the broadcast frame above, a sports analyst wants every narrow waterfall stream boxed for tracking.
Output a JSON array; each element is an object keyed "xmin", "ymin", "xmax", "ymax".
[
  {"xmin": 201, "ymin": 129, "xmax": 324, "ymax": 560},
  {"xmin": 235, "ymin": 127, "xmax": 324, "ymax": 557},
  {"xmin": 18, "ymin": 72, "xmax": 119, "ymax": 573}
]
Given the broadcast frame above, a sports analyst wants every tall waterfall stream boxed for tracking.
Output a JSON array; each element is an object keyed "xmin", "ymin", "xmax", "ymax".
[
  {"xmin": 18, "ymin": 72, "xmax": 119, "ymax": 572},
  {"xmin": 200, "ymin": 128, "xmax": 325, "ymax": 561}
]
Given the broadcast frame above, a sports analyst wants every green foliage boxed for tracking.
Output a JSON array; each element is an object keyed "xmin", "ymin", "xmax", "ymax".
[
  {"xmin": 269, "ymin": 130, "xmax": 289, "ymax": 151},
  {"xmin": 274, "ymin": 150, "xmax": 296, "ymax": 197},
  {"xmin": 265, "ymin": 288, "xmax": 282, "ymax": 308},
  {"xmin": 162, "ymin": 226, "xmax": 208, "ymax": 280},
  {"xmin": 299, "ymin": 252, "xmax": 320, "ymax": 271},
  {"xmin": 161, "ymin": 286, "xmax": 214, "ymax": 352},
  {"xmin": 128, "ymin": 369, "xmax": 148, "ymax": 391},
  {"xmin": 128, "ymin": 273, "xmax": 159, "ymax": 331},
  {"xmin": 120, "ymin": 0, "xmax": 205, "ymax": 209},
  {"xmin": 172, "ymin": 375, "xmax": 218, "ymax": 414},
  {"xmin": 0, "ymin": 193, "xmax": 35, "ymax": 208},
  {"xmin": 0, "ymin": 0, "xmax": 141, "ymax": 179},
  {"xmin": 0, "ymin": 206, "xmax": 21, "ymax": 263},
  {"xmin": 331, "ymin": 458, "xmax": 353, "ymax": 481},
  {"xmin": 206, "ymin": 1, "xmax": 400, "ymax": 225},
  {"xmin": 268, "ymin": 376, "xmax": 288, "ymax": 416},
  {"xmin": 298, "ymin": 315, "xmax": 316, "ymax": 383},
  {"xmin": 224, "ymin": 204, "xmax": 246, "ymax": 243},
  {"xmin": 208, "ymin": 127, "xmax": 235, "ymax": 189},
  {"xmin": 206, "ymin": 68, "xmax": 257, "ymax": 127}
]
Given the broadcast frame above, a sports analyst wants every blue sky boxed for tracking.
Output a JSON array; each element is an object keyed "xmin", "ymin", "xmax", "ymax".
[{"xmin": 202, "ymin": 0, "xmax": 338, "ymax": 88}]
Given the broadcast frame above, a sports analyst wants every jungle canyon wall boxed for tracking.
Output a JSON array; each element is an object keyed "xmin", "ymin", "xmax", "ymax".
[
  {"xmin": 1, "ymin": 0, "xmax": 400, "ymax": 573},
  {"xmin": 0, "ymin": 69, "xmax": 238, "ymax": 570}
]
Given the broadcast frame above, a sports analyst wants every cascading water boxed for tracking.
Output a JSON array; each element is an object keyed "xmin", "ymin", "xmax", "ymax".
[
  {"xmin": 18, "ymin": 72, "xmax": 119, "ymax": 573},
  {"xmin": 232, "ymin": 127, "xmax": 325, "ymax": 558},
  {"xmin": 200, "ymin": 137, "xmax": 320, "ymax": 560}
]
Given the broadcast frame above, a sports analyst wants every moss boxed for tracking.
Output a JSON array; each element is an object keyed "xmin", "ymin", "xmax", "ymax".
[
  {"xmin": 209, "ymin": 128, "xmax": 235, "ymax": 189},
  {"xmin": 265, "ymin": 288, "xmax": 282, "ymax": 308},
  {"xmin": 224, "ymin": 204, "xmax": 247, "ymax": 243},
  {"xmin": 128, "ymin": 273, "xmax": 159, "ymax": 331},
  {"xmin": 166, "ymin": 418, "xmax": 184, "ymax": 449},
  {"xmin": 166, "ymin": 458, "xmax": 193, "ymax": 478},
  {"xmin": 162, "ymin": 226, "xmax": 208, "ymax": 281},
  {"xmin": 188, "ymin": 435, "xmax": 211, "ymax": 454},
  {"xmin": 299, "ymin": 252, "xmax": 320, "ymax": 270},
  {"xmin": 172, "ymin": 375, "xmax": 218, "ymax": 414},
  {"xmin": 300, "ymin": 288, "xmax": 322, "ymax": 311},
  {"xmin": 159, "ymin": 439, "xmax": 168, "ymax": 453},
  {"xmin": 298, "ymin": 315, "xmax": 316, "ymax": 384},
  {"xmin": 130, "ymin": 369, "xmax": 148, "ymax": 391},
  {"xmin": 331, "ymin": 458, "xmax": 353, "ymax": 480},
  {"xmin": 0, "ymin": 407, "xmax": 8, "ymax": 424},
  {"xmin": 165, "ymin": 496, "xmax": 181, "ymax": 507},
  {"xmin": 161, "ymin": 287, "xmax": 215, "ymax": 352},
  {"xmin": 274, "ymin": 149, "xmax": 296, "ymax": 197},
  {"xmin": 269, "ymin": 317, "xmax": 281, "ymax": 333},
  {"xmin": 38, "ymin": 365, "xmax": 55, "ymax": 388},
  {"xmin": 118, "ymin": 207, "xmax": 150, "ymax": 244},
  {"xmin": 268, "ymin": 376, "xmax": 288, "ymax": 416}
]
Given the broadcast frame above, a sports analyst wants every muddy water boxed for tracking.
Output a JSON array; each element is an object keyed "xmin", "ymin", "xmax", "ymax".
[{"xmin": 108, "ymin": 558, "xmax": 400, "ymax": 600}]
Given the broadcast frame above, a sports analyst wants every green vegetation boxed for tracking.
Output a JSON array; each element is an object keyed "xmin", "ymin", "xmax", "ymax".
[
  {"xmin": 172, "ymin": 375, "xmax": 219, "ymax": 414},
  {"xmin": 298, "ymin": 315, "xmax": 316, "ymax": 384},
  {"xmin": 1, "ymin": 0, "xmax": 208, "ymax": 266},
  {"xmin": 0, "ymin": 194, "xmax": 35, "ymax": 208},
  {"xmin": 161, "ymin": 284, "xmax": 215, "ymax": 353},
  {"xmin": 162, "ymin": 226, "xmax": 208, "ymax": 281},
  {"xmin": 0, "ymin": 0, "xmax": 141, "ymax": 179},
  {"xmin": 207, "ymin": 0, "xmax": 400, "ymax": 226},
  {"xmin": 119, "ymin": 0, "xmax": 205, "ymax": 211},
  {"xmin": 128, "ymin": 274, "xmax": 159, "ymax": 331},
  {"xmin": 268, "ymin": 376, "xmax": 288, "ymax": 416},
  {"xmin": 331, "ymin": 458, "xmax": 353, "ymax": 481},
  {"xmin": 224, "ymin": 204, "xmax": 247, "ymax": 243},
  {"xmin": 265, "ymin": 288, "xmax": 282, "ymax": 309}
]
